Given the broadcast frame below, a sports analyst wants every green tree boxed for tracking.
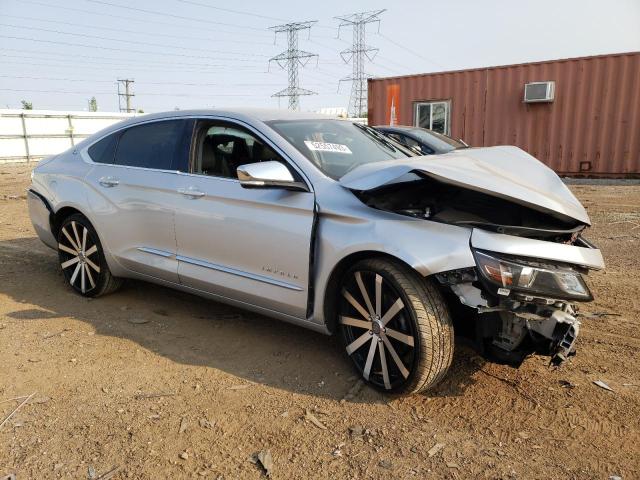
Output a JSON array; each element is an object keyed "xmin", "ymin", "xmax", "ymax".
[
  {"xmin": 88, "ymin": 97, "xmax": 98, "ymax": 112},
  {"xmin": 21, "ymin": 100, "xmax": 33, "ymax": 110},
  {"xmin": 137, "ymin": 108, "xmax": 144, "ymax": 113}
]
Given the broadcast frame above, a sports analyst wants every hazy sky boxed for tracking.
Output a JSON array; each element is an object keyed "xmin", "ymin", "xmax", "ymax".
[{"xmin": 1, "ymin": 0, "xmax": 639, "ymax": 112}]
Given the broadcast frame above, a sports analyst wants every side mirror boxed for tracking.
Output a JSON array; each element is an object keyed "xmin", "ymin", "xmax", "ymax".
[{"xmin": 237, "ymin": 161, "xmax": 308, "ymax": 192}]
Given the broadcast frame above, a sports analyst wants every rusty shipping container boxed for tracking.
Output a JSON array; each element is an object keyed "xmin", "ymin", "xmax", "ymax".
[{"xmin": 368, "ymin": 52, "xmax": 640, "ymax": 177}]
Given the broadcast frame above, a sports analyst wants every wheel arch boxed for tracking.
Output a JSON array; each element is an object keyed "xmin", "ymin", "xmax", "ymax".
[
  {"xmin": 50, "ymin": 204, "xmax": 122, "ymax": 276},
  {"xmin": 51, "ymin": 205, "xmax": 86, "ymax": 238},
  {"xmin": 322, "ymin": 250, "xmax": 417, "ymax": 334}
]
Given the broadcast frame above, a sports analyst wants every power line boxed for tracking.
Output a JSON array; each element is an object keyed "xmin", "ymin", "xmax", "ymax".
[
  {"xmin": 0, "ymin": 74, "xmax": 113, "ymax": 83},
  {"xmin": 0, "ymin": 61, "xmax": 320, "ymax": 86},
  {"xmin": 0, "ymin": 53, "xmax": 353, "ymax": 86},
  {"xmin": 1, "ymin": 88, "xmax": 322, "ymax": 98},
  {"xmin": 176, "ymin": 0, "xmax": 287, "ymax": 22},
  {"xmin": 2, "ymin": 21, "xmax": 436, "ymax": 77},
  {"xmin": 0, "ymin": 49, "xmax": 267, "ymax": 71},
  {"xmin": 1, "ymin": 14, "xmax": 272, "ymax": 46},
  {"xmin": 376, "ymin": 32, "xmax": 445, "ymax": 69},
  {"xmin": 373, "ymin": 55, "xmax": 418, "ymax": 75},
  {"xmin": 0, "ymin": 74, "xmax": 325, "ymax": 88},
  {"xmin": 0, "ymin": 59, "xmax": 270, "ymax": 77},
  {"xmin": 0, "ymin": 23, "xmax": 270, "ymax": 59},
  {"xmin": 16, "ymin": 0, "xmax": 273, "ymax": 38},
  {"xmin": 335, "ymin": 10, "xmax": 386, "ymax": 117},
  {"xmin": 0, "ymin": 35, "xmax": 270, "ymax": 64},
  {"xmin": 81, "ymin": 0, "xmax": 267, "ymax": 31},
  {"xmin": 269, "ymin": 21, "xmax": 319, "ymax": 110},
  {"xmin": 0, "ymin": 46, "xmax": 350, "ymax": 74},
  {"xmin": 10, "ymin": 2, "xmax": 443, "ymax": 70}
]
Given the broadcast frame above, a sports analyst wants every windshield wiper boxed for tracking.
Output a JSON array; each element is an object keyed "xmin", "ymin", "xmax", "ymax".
[{"xmin": 353, "ymin": 123, "xmax": 409, "ymax": 155}]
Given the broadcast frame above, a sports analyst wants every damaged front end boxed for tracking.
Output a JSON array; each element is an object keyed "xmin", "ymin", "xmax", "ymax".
[
  {"xmin": 339, "ymin": 145, "xmax": 605, "ymax": 366},
  {"xmin": 436, "ymin": 250, "xmax": 593, "ymax": 366}
]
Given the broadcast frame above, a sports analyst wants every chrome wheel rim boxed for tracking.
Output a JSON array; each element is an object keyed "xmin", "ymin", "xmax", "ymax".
[
  {"xmin": 58, "ymin": 221, "xmax": 100, "ymax": 294},
  {"xmin": 339, "ymin": 270, "xmax": 416, "ymax": 390}
]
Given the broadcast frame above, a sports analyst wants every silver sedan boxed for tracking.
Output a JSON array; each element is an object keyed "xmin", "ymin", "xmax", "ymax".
[{"xmin": 28, "ymin": 109, "xmax": 604, "ymax": 394}]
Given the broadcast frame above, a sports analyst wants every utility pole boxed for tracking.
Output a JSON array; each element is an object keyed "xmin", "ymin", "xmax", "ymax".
[
  {"xmin": 116, "ymin": 79, "xmax": 135, "ymax": 113},
  {"xmin": 335, "ymin": 10, "xmax": 385, "ymax": 118},
  {"xmin": 269, "ymin": 21, "xmax": 318, "ymax": 110}
]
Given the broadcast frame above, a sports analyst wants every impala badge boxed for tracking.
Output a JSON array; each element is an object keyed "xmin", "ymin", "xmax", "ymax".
[{"xmin": 262, "ymin": 266, "xmax": 298, "ymax": 280}]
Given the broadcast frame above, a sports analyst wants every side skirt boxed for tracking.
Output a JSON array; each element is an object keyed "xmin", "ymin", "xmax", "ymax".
[{"xmin": 121, "ymin": 269, "xmax": 332, "ymax": 336}]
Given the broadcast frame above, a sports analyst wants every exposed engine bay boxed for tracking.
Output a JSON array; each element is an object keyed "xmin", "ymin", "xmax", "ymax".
[
  {"xmin": 437, "ymin": 267, "xmax": 582, "ymax": 366},
  {"xmin": 354, "ymin": 174, "xmax": 587, "ymax": 242}
]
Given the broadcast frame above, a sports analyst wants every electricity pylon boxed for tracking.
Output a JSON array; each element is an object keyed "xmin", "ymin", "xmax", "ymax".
[
  {"xmin": 336, "ymin": 10, "xmax": 385, "ymax": 117},
  {"xmin": 269, "ymin": 21, "xmax": 318, "ymax": 110}
]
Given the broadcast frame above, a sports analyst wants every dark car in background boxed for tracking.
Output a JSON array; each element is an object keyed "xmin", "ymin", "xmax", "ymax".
[{"xmin": 374, "ymin": 125, "xmax": 469, "ymax": 155}]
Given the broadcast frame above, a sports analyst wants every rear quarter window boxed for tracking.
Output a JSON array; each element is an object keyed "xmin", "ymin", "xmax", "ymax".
[{"xmin": 88, "ymin": 133, "xmax": 118, "ymax": 164}]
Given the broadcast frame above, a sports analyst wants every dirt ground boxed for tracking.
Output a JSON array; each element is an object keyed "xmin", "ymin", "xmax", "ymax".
[{"xmin": 1, "ymin": 163, "xmax": 639, "ymax": 479}]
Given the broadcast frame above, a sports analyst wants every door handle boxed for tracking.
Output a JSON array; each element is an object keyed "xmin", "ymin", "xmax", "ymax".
[
  {"xmin": 178, "ymin": 186, "xmax": 205, "ymax": 198},
  {"xmin": 98, "ymin": 176, "xmax": 119, "ymax": 187}
]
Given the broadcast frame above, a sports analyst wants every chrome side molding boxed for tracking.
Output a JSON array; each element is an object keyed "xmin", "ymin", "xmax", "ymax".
[
  {"xmin": 136, "ymin": 247, "xmax": 303, "ymax": 291},
  {"xmin": 177, "ymin": 254, "xmax": 303, "ymax": 291},
  {"xmin": 137, "ymin": 247, "xmax": 173, "ymax": 258}
]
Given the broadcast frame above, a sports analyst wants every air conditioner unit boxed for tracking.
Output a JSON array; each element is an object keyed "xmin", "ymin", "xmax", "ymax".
[{"xmin": 524, "ymin": 81, "xmax": 555, "ymax": 103}]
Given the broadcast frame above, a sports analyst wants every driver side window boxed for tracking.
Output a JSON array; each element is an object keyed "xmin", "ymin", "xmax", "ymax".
[{"xmin": 192, "ymin": 121, "xmax": 281, "ymax": 179}]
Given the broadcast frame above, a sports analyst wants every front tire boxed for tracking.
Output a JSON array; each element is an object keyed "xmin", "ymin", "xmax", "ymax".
[
  {"xmin": 338, "ymin": 258, "xmax": 454, "ymax": 394},
  {"xmin": 57, "ymin": 213, "xmax": 122, "ymax": 297}
]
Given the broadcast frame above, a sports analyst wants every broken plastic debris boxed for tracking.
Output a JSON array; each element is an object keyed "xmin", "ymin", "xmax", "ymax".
[
  {"xmin": 256, "ymin": 450, "xmax": 273, "ymax": 477},
  {"xmin": 427, "ymin": 443, "xmax": 445, "ymax": 457},
  {"xmin": 199, "ymin": 417, "xmax": 214, "ymax": 429},
  {"xmin": 593, "ymin": 380, "xmax": 614, "ymax": 392},
  {"xmin": 179, "ymin": 417, "xmax": 188, "ymax": 434},
  {"xmin": 559, "ymin": 380, "xmax": 577, "ymax": 389},
  {"xmin": 332, "ymin": 443, "xmax": 344, "ymax": 457},
  {"xmin": 304, "ymin": 409, "xmax": 327, "ymax": 430}
]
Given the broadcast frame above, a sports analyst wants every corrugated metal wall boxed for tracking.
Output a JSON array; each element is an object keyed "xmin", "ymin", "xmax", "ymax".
[{"xmin": 368, "ymin": 52, "xmax": 640, "ymax": 176}]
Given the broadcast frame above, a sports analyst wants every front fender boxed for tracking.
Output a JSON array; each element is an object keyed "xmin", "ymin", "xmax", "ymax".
[{"xmin": 310, "ymin": 213, "xmax": 475, "ymax": 327}]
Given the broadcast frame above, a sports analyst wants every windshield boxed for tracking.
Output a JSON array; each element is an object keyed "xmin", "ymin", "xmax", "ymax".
[
  {"xmin": 409, "ymin": 128, "xmax": 467, "ymax": 152},
  {"xmin": 267, "ymin": 120, "xmax": 412, "ymax": 179}
]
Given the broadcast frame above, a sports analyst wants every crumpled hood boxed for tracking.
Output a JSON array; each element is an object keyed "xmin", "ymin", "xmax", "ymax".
[{"xmin": 339, "ymin": 146, "xmax": 590, "ymax": 225}]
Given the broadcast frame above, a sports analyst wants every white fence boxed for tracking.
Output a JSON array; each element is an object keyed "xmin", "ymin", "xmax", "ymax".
[
  {"xmin": 0, "ymin": 109, "xmax": 367, "ymax": 164},
  {"xmin": 0, "ymin": 109, "xmax": 136, "ymax": 164}
]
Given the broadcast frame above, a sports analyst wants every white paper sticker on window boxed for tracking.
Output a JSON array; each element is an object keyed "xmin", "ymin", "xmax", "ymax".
[{"xmin": 304, "ymin": 140, "xmax": 352, "ymax": 154}]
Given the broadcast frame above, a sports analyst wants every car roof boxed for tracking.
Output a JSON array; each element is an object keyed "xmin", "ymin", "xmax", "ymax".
[
  {"xmin": 373, "ymin": 125, "xmax": 415, "ymax": 131},
  {"xmin": 75, "ymin": 109, "xmax": 346, "ymax": 149},
  {"xmin": 126, "ymin": 108, "xmax": 335, "ymax": 124}
]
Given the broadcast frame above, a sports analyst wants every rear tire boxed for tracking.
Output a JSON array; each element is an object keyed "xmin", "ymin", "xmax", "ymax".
[
  {"xmin": 338, "ymin": 258, "xmax": 454, "ymax": 394},
  {"xmin": 57, "ymin": 213, "xmax": 122, "ymax": 297}
]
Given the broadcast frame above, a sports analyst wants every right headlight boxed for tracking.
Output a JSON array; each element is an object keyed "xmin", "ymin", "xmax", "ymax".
[{"xmin": 473, "ymin": 250, "xmax": 592, "ymax": 301}]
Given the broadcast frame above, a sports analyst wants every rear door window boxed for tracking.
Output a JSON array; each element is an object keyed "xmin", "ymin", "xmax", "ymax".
[{"xmin": 114, "ymin": 119, "xmax": 191, "ymax": 170}]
